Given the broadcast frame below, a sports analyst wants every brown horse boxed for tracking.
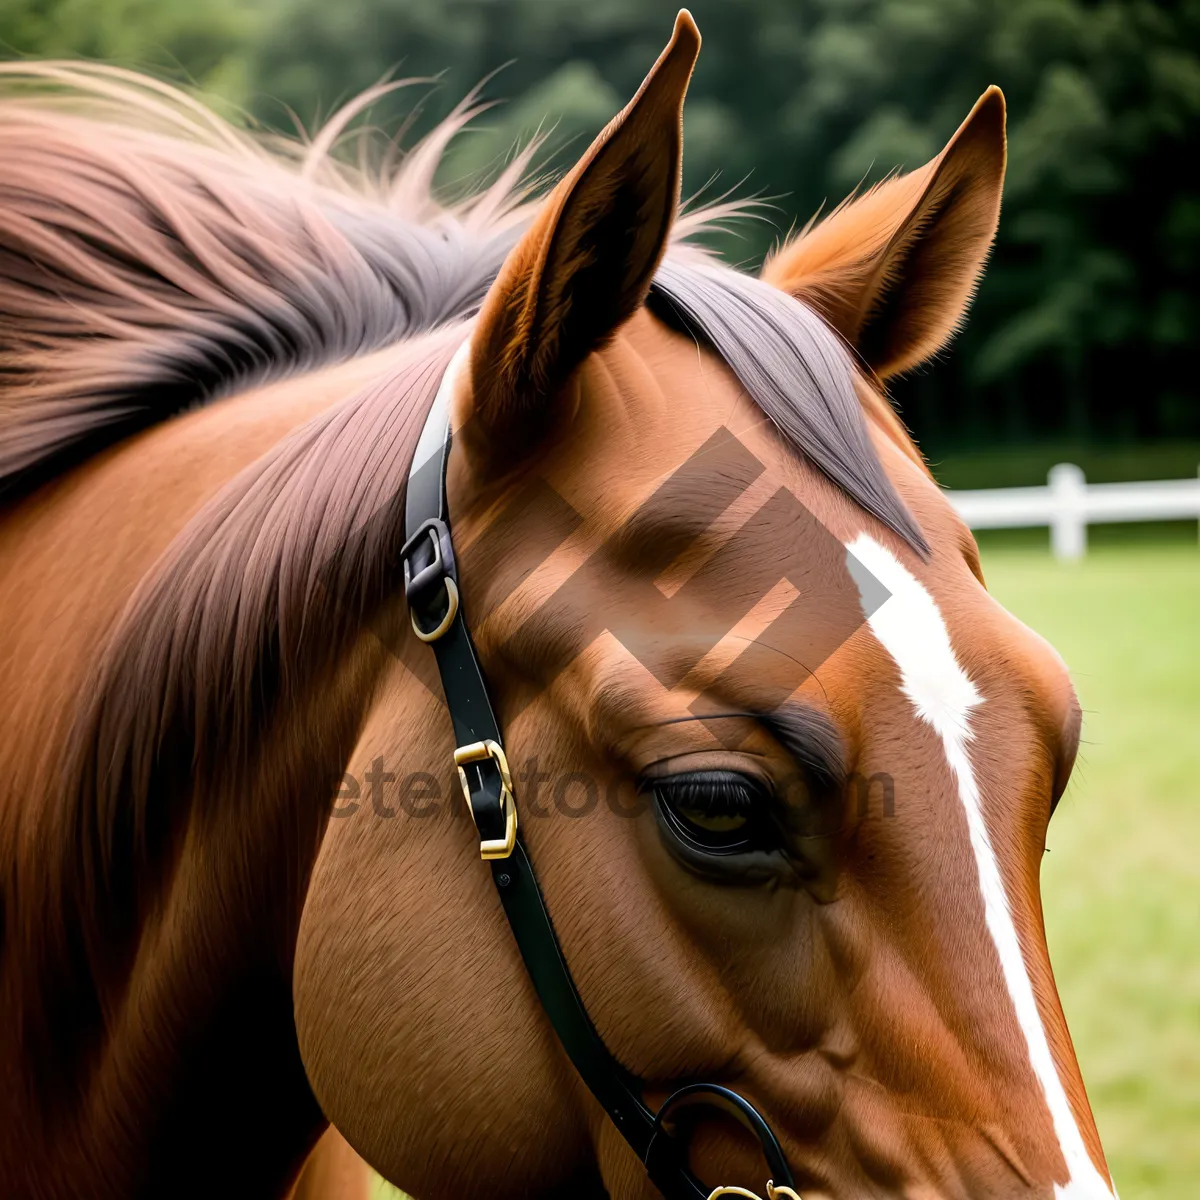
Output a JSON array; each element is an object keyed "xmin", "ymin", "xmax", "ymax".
[{"xmin": 0, "ymin": 13, "xmax": 1118, "ymax": 1199}]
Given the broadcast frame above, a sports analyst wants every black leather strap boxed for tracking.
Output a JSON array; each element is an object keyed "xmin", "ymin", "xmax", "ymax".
[
  {"xmin": 489, "ymin": 842, "xmax": 660, "ymax": 1157},
  {"xmin": 400, "ymin": 349, "xmax": 796, "ymax": 1199}
]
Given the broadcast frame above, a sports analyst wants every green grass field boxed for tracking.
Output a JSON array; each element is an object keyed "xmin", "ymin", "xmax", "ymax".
[
  {"xmin": 376, "ymin": 539, "xmax": 1199, "ymax": 1200},
  {"xmin": 980, "ymin": 540, "xmax": 1200, "ymax": 1198}
]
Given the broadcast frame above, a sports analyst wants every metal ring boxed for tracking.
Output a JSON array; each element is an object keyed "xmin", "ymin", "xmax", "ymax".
[
  {"xmin": 648, "ymin": 1083, "xmax": 797, "ymax": 1200},
  {"xmin": 706, "ymin": 1180, "xmax": 803, "ymax": 1200},
  {"xmin": 410, "ymin": 577, "xmax": 459, "ymax": 643}
]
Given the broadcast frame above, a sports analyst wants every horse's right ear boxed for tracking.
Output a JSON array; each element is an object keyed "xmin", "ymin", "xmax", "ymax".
[
  {"xmin": 458, "ymin": 10, "xmax": 700, "ymax": 463},
  {"xmin": 762, "ymin": 87, "xmax": 1006, "ymax": 380}
]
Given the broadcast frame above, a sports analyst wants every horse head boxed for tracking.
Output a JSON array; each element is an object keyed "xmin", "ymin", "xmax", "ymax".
[{"xmin": 294, "ymin": 12, "xmax": 1114, "ymax": 1200}]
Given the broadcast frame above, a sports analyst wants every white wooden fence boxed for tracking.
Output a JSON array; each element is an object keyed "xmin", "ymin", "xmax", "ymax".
[{"xmin": 945, "ymin": 463, "xmax": 1200, "ymax": 560}]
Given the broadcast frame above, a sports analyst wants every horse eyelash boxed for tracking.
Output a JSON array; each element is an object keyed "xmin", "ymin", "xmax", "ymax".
[{"xmin": 651, "ymin": 773, "xmax": 766, "ymax": 817}]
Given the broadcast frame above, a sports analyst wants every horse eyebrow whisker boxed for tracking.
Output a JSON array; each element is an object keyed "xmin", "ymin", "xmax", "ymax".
[
  {"xmin": 650, "ymin": 703, "xmax": 847, "ymax": 794},
  {"xmin": 757, "ymin": 702, "xmax": 848, "ymax": 793}
]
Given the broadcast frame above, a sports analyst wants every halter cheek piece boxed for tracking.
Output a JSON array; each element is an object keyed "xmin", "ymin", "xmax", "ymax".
[{"xmin": 400, "ymin": 345, "xmax": 801, "ymax": 1200}]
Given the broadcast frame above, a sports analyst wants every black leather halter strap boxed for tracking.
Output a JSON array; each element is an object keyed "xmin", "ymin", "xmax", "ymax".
[{"xmin": 399, "ymin": 346, "xmax": 798, "ymax": 1200}]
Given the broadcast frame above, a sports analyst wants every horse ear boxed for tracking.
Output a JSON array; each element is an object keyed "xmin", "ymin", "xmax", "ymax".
[
  {"xmin": 462, "ymin": 10, "xmax": 700, "ymax": 456},
  {"xmin": 762, "ymin": 87, "xmax": 1006, "ymax": 379}
]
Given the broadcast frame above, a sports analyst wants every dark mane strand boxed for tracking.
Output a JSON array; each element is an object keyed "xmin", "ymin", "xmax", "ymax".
[
  {"xmin": 0, "ymin": 64, "xmax": 532, "ymax": 505},
  {"xmin": 650, "ymin": 261, "xmax": 927, "ymax": 554}
]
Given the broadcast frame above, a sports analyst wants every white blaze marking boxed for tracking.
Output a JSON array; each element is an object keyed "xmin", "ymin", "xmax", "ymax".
[{"xmin": 845, "ymin": 535, "xmax": 1114, "ymax": 1199}]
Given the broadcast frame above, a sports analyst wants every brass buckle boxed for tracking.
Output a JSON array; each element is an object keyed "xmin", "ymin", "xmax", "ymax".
[
  {"xmin": 707, "ymin": 1185, "xmax": 802, "ymax": 1200},
  {"xmin": 454, "ymin": 740, "xmax": 517, "ymax": 860}
]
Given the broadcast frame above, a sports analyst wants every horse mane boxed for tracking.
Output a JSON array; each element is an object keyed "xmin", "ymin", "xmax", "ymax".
[
  {"xmin": 0, "ymin": 62, "xmax": 539, "ymax": 504},
  {"xmin": 3, "ymin": 63, "xmax": 926, "ymax": 1098},
  {"xmin": 0, "ymin": 63, "xmax": 921, "ymax": 543},
  {"xmin": 21, "ymin": 331, "xmax": 463, "ymax": 1104}
]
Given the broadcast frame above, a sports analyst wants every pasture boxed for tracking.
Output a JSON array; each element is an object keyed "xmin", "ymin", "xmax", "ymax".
[
  {"xmin": 982, "ymin": 538, "xmax": 1200, "ymax": 1198},
  {"xmin": 375, "ymin": 537, "xmax": 1198, "ymax": 1200}
]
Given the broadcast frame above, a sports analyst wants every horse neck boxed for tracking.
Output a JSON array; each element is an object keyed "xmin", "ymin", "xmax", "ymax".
[{"xmin": 0, "ymin": 341, "xmax": 433, "ymax": 1188}]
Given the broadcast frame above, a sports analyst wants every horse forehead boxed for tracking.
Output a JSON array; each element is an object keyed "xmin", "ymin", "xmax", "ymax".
[
  {"xmin": 492, "ymin": 314, "xmax": 1072, "ymax": 726},
  {"xmin": 845, "ymin": 527, "xmax": 1077, "ymax": 790},
  {"xmin": 576, "ymin": 311, "xmax": 757, "ymax": 449},
  {"xmin": 547, "ymin": 330, "xmax": 843, "ymax": 533}
]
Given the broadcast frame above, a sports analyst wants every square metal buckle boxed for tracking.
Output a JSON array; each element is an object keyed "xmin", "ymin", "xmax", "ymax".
[
  {"xmin": 453, "ymin": 739, "xmax": 518, "ymax": 860},
  {"xmin": 401, "ymin": 519, "xmax": 459, "ymax": 643}
]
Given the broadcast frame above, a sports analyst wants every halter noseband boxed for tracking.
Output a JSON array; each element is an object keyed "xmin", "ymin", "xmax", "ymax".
[{"xmin": 399, "ymin": 343, "xmax": 801, "ymax": 1200}]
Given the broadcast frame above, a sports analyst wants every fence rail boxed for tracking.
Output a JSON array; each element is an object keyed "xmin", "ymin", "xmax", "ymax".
[{"xmin": 945, "ymin": 463, "xmax": 1200, "ymax": 560}]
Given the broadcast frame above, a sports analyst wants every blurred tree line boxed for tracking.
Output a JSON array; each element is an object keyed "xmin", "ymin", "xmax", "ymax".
[{"xmin": 3, "ymin": 0, "xmax": 1199, "ymax": 453}]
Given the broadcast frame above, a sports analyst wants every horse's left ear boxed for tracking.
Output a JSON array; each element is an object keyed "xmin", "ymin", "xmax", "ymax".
[
  {"xmin": 461, "ymin": 10, "xmax": 700, "ymax": 458},
  {"xmin": 762, "ymin": 87, "xmax": 1006, "ymax": 379}
]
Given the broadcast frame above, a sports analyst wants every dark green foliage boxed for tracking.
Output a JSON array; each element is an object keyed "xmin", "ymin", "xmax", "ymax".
[{"xmin": 4, "ymin": 0, "xmax": 1199, "ymax": 455}]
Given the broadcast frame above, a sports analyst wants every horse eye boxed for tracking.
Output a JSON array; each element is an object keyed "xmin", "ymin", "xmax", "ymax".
[{"xmin": 650, "ymin": 770, "xmax": 774, "ymax": 856}]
